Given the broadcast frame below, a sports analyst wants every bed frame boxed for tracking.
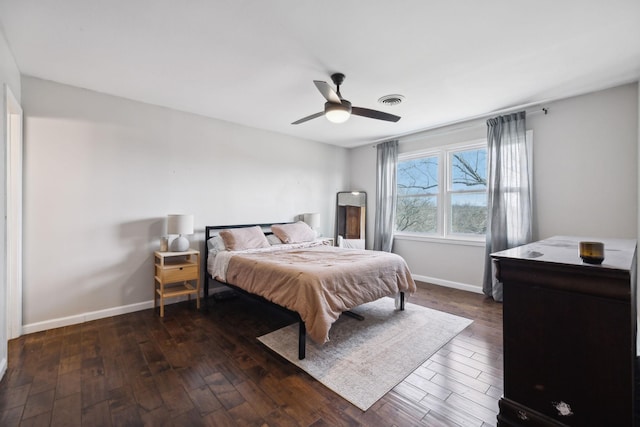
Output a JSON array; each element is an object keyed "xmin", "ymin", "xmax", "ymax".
[{"xmin": 202, "ymin": 223, "xmax": 405, "ymax": 360}]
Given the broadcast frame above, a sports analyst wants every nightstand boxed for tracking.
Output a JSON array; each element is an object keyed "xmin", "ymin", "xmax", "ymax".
[{"xmin": 154, "ymin": 250, "xmax": 200, "ymax": 317}]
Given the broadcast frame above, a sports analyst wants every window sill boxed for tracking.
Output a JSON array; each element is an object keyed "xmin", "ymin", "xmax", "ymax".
[{"xmin": 394, "ymin": 233, "xmax": 485, "ymax": 247}]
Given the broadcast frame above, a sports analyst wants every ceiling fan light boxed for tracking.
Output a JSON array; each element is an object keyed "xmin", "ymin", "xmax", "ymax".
[
  {"xmin": 325, "ymin": 109, "xmax": 350, "ymax": 123},
  {"xmin": 325, "ymin": 101, "xmax": 352, "ymax": 123}
]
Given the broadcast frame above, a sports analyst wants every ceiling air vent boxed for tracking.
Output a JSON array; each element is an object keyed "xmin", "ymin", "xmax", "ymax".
[{"xmin": 378, "ymin": 94, "xmax": 405, "ymax": 106}]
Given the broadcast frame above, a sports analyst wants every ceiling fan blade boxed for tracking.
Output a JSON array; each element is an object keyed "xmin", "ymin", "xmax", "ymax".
[
  {"xmin": 313, "ymin": 80, "xmax": 341, "ymax": 104},
  {"xmin": 291, "ymin": 111, "xmax": 324, "ymax": 125},
  {"xmin": 351, "ymin": 107, "xmax": 401, "ymax": 122}
]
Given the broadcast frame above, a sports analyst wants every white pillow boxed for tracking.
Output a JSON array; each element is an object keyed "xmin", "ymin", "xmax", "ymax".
[
  {"xmin": 266, "ymin": 234, "xmax": 283, "ymax": 245},
  {"xmin": 207, "ymin": 235, "xmax": 226, "ymax": 252}
]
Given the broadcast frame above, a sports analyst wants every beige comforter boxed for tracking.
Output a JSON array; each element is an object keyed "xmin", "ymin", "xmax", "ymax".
[{"xmin": 224, "ymin": 245, "xmax": 416, "ymax": 343}]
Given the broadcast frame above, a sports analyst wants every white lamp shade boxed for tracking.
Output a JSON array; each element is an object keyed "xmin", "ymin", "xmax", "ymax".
[
  {"xmin": 303, "ymin": 213, "xmax": 320, "ymax": 229},
  {"xmin": 167, "ymin": 214, "xmax": 194, "ymax": 235}
]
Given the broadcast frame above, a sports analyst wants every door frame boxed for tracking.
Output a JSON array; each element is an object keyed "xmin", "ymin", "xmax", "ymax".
[{"xmin": 5, "ymin": 85, "xmax": 22, "ymax": 339}]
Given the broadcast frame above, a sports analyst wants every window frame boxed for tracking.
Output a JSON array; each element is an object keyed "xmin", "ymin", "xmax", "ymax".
[
  {"xmin": 445, "ymin": 141, "xmax": 488, "ymax": 238},
  {"xmin": 395, "ymin": 149, "xmax": 441, "ymax": 234},
  {"xmin": 395, "ymin": 138, "xmax": 488, "ymax": 244}
]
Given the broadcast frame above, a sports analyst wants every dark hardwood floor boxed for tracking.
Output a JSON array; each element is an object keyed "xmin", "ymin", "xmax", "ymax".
[{"xmin": 0, "ymin": 282, "xmax": 503, "ymax": 426}]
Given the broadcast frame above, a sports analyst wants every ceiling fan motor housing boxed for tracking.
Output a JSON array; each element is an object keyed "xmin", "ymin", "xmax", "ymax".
[{"xmin": 325, "ymin": 99, "xmax": 352, "ymax": 112}]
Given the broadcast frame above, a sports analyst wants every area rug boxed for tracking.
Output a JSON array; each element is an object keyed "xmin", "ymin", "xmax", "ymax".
[{"xmin": 257, "ymin": 297, "xmax": 473, "ymax": 411}]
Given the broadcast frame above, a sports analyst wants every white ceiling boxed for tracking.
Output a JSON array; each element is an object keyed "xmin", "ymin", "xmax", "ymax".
[{"xmin": 1, "ymin": 0, "xmax": 639, "ymax": 148}]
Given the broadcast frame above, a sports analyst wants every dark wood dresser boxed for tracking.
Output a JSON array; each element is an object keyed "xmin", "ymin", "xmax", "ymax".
[{"xmin": 492, "ymin": 236, "xmax": 637, "ymax": 426}]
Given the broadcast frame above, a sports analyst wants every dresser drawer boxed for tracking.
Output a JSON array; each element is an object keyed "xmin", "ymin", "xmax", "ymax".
[
  {"xmin": 158, "ymin": 264, "xmax": 198, "ymax": 283},
  {"xmin": 498, "ymin": 397, "xmax": 566, "ymax": 426}
]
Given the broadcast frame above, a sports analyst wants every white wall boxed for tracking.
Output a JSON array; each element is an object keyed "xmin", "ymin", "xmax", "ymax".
[
  {"xmin": 0, "ymin": 26, "xmax": 21, "ymax": 379},
  {"xmin": 16, "ymin": 75, "xmax": 640, "ymax": 331},
  {"xmin": 350, "ymin": 83, "xmax": 639, "ymax": 292},
  {"xmin": 21, "ymin": 76, "xmax": 348, "ymax": 331},
  {"xmin": 533, "ymin": 84, "xmax": 638, "ymax": 239}
]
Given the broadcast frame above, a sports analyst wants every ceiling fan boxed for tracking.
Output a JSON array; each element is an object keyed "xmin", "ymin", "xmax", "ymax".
[{"xmin": 292, "ymin": 73, "xmax": 401, "ymax": 125}]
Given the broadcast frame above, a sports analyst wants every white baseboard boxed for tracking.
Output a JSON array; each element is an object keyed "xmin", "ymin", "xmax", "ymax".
[
  {"xmin": 412, "ymin": 274, "xmax": 483, "ymax": 294},
  {"xmin": 22, "ymin": 300, "xmax": 154, "ymax": 335},
  {"xmin": 20, "ymin": 278, "xmax": 480, "ymax": 336},
  {"xmin": 22, "ymin": 296, "xmax": 192, "ymax": 335}
]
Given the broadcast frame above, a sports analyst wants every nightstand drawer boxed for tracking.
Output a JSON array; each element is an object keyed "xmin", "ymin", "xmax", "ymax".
[{"xmin": 159, "ymin": 264, "xmax": 198, "ymax": 283}]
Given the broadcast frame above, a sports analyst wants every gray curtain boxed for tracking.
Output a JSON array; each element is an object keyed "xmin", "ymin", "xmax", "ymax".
[
  {"xmin": 374, "ymin": 140, "xmax": 398, "ymax": 252},
  {"xmin": 483, "ymin": 111, "xmax": 532, "ymax": 301}
]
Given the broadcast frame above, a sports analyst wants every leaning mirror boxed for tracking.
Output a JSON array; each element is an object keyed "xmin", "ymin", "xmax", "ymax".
[{"xmin": 336, "ymin": 191, "xmax": 367, "ymax": 248}]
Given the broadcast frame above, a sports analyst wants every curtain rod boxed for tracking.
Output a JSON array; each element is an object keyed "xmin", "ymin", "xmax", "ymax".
[{"xmin": 372, "ymin": 103, "xmax": 549, "ymax": 147}]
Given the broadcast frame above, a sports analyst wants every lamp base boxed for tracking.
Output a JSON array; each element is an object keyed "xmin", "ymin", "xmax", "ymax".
[{"xmin": 171, "ymin": 235, "xmax": 190, "ymax": 252}]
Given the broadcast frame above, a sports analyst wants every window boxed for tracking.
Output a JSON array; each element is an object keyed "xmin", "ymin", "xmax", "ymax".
[{"xmin": 396, "ymin": 141, "xmax": 487, "ymax": 240}]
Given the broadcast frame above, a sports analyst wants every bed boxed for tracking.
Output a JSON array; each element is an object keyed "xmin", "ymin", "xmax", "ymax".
[{"xmin": 202, "ymin": 222, "xmax": 416, "ymax": 359}]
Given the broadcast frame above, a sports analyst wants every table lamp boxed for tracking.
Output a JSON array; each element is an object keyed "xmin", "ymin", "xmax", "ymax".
[
  {"xmin": 303, "ymin": 213, "xmax": 320, "ymax": 234},
  {"xmin": 167, "ymin": 214, "xmax": 194, "ymax": 252}
]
